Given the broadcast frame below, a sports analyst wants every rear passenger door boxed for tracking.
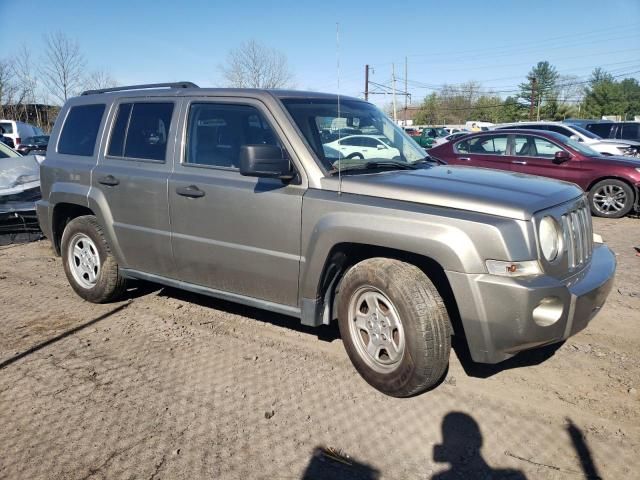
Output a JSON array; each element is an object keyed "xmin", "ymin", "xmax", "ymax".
[
  {"xmin": 91, "ymin": 100, "xmax": 178, "ymax": 276},
  {"xmin": 168, "ymin": 98, "xmax": 304, "ymax": 307}
]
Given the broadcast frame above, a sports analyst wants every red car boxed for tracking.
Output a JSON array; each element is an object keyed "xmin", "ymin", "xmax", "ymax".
[{"xmin": 429, "ymin": 129, "xmax": 640, "ymax": 218}]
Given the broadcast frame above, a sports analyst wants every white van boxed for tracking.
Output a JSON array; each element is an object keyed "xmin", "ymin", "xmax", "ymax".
[{"xmin": 0, "ymin": 120, "xmax": 45, "ymax": 149}]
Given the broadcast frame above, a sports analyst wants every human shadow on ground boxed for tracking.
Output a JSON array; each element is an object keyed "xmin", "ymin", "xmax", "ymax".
[{"xmin": 432, "ymin": 412, "xmax": 527, "ymax": 480}]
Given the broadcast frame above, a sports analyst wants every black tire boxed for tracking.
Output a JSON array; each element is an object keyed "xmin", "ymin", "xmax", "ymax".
[
  {"xmin": 61, "ymin": 215, "xmax": 127, "ymax": 303},
  {"xmin": 588, "ymin": 179, "xmax": 634, "ymax": 218},
  {"xmin": 337, "ymin": 258, "xmax": 451, "ymax": 397},
  {"xmin": 346, "ymin": 153, "xmax": 364, "ymax": 159}
]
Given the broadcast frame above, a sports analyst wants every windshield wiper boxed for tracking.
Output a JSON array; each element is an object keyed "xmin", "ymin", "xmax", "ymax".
[
  {"xmin": 364, "ymin": 160, "xmax": 417, "ymax": 170},
  {"xmin": 412, "ymin": 155, "xmax": 441, "ymax": 166},
  {"xmin": 329, "ymin": 159, "xmax": 416, "ymax": 175}
]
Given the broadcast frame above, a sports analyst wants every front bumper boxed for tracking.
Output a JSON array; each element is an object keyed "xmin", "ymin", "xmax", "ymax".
[{"xmin": 446, "ymin": 243, "xmax": 616, "ymax": 363}]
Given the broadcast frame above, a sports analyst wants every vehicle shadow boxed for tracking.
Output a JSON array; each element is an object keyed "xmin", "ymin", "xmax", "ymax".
[
  {"xmin": 145, "ymin": 283, "xmax": 341, "ymax": 342},
  {"xmin": 300, "ymin": 446, "xmax": 380, "ymax": 480},
  {"xmin": 451, "ymin": 336, "xmax": 565, "ymax": 379},
  {"xmin": 432, "ymin": 412, "xmax": 527, "ymax": 479}
]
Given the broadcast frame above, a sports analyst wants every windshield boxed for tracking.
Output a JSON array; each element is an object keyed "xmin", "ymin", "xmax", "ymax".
[
  {"xmin": 547, "ymin": 131, "xmax": 601, "ymax": 156},
  {"xmin": 571, "ymin": 124, "xmax": 601, "ymax": 140},
  {"xmin": 281, "ymin": 98, "xmax": 427, "ymax": 173},
  {"xmin": 0, "ymin": 142, "xmax": 20, "ymax": 159}
]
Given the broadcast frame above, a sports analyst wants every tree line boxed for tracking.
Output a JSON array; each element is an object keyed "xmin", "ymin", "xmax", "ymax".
[
  {"xmin": 0, "ymin": 36, "xmax": 293, "ymax": 133},
  {"xmin": 414, "ymin": 61, "xmax": 640, "ymax": 125}
]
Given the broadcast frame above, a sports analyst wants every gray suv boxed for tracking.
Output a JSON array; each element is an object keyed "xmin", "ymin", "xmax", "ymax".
[{"xmin": 37, "ymin": 83, "xmax": 616, "ymax": 397}]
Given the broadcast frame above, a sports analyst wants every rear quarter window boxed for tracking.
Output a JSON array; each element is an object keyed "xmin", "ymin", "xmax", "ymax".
[{"xmin": 57, "ymin": 104, "xmax": 106, "ymax": 156}]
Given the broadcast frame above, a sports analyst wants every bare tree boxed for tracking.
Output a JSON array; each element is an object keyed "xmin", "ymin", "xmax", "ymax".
[
  {"xmin": 0, "ymin": 59, "xmax": 18, "ymax": 118},
  {"xmin": 41, "ymin": 32, "xmax": 86, "ymax": 104},
  {"xmin": 12, "ymin": 44, "xmax": 46, "ymax": 126},
  {"xmin": 220, "ymin": 40, "xmax": 294, "ymax": 89},
  {"xmin": 83, "ymin": 70, "xmax": 118, "ymax": 92}
]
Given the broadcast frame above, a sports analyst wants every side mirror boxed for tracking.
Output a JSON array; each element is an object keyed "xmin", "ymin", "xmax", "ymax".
[
  {"xmin": 569, "ymin": 134, "xmax": 581, "ymax": 142},
  {"xmin": 553, "ymin": 150, "xmax": 571, "ymax": 164},
  {"xmin": 239, "ymin": 145, "xmax": 294, "ymax": 180},
  {"xmin": 377, "ymin": 144, "xmax": 385, "ymax": 150}
]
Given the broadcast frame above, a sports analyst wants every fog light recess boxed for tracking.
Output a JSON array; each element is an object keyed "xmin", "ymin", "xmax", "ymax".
[{"xmin": 532, "ymin": 297, "xmax": 564, "ymax": 327}]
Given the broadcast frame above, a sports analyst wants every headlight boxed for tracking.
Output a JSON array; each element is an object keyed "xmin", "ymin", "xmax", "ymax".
[
  {"xmin": 539, "ymin": 216, "xmax": 561, "ymax": 262},
  {"xmin": 621, "ymin": 147, "xmax": 640, "ymax": 157}
]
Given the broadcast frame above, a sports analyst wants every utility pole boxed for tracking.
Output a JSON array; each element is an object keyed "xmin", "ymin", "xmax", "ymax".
[
  {"xmin": 404, "ymin": 57, "xmax": 408, "ymax": 125},
  {"xmin": 529, "ymin": 78, "xmax": 537, "ymax": 121},
  {"xmin": 392, "ymin": 63, "xmax": 397, "ymax": 122},
  {"xmin": 364, "ymin": 64, "xmax": 369, "ymax": 101}
]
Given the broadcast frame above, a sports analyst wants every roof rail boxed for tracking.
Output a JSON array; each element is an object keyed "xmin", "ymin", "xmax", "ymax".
[{"xmin": 81, "ymin": 82, "xmax": 199, "ymax": 96}]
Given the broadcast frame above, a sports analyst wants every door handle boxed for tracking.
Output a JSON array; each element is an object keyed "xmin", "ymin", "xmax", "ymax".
[
  {"xmin": 97, "ymin": 175, "xmax": 119, "ymax": 186},
  {"xmin": 458, "ymin": 157, "xmax": 471, "ymax": 161},
  {"xmin": 511, "ymin": 160, "xmax": 527, "ymax": 165},
  {"xmin": 176, "ymin": 185, "xmax": 205, "ymax": 198}
]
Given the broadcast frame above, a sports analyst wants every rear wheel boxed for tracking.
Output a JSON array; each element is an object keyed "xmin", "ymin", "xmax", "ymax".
[
  {"xmin": 337, "ymin": 258, "xmax": 451, "ymax": 397},
  {"xmin": 61, "ymin": 215, "xmax": 127, "ymax": 303},
  {"xmin": 588, "ymin": 179, "xmax": 634, "ymax": 218}
]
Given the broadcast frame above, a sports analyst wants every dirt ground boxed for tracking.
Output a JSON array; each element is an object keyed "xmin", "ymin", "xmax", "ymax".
[{"xmin": 0, "ymin": 217, "xmax": 638, "ymax": 480}]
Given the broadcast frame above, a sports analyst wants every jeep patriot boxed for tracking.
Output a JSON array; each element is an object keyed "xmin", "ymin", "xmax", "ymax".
[{"xmin": 37, "ymin": 82, "xmax": 616, "ymax": 397}]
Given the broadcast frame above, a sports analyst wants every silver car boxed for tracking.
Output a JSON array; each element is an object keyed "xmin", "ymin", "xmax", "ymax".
[{"xmin": 37, "ymin": 83, "xmax": 616, "ymax": 397}]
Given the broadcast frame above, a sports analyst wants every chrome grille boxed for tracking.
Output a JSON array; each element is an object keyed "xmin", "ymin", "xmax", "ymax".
[{"xmin": 561, "ymin": 204, "xmax": 593, "ymax": 269}]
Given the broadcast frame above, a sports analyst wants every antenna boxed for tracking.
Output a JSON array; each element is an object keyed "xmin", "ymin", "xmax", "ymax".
[{"xmin": 336, "ymin": 22, "xmax": 342, "ymax": 196}]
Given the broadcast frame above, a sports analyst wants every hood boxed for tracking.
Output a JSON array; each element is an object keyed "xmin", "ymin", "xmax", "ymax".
[
  {"xmin": 593, "ymin": 155, "xmax": 640, "ymax": 167},
  {"xmin": 330, "ymin": 165, "xmax": 583, "ymax": 220},
  {"xmin": 0, "ymin": 155, "xmax": 40, "ymax": 190},
  {"xmin": 596, "ymin": 138, "xmax": 640, "ymax": 147}
]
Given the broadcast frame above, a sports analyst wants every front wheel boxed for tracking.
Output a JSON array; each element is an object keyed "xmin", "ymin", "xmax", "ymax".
[
  {"xmin": 337, "ymin": 258, "xmax": 451, "ymax": 397},
  {"xmin": 588, "ymin": 179, "xmax": 634, "ymax": 218}
]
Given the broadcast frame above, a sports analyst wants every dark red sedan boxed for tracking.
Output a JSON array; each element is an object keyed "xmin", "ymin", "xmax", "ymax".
[{"xmin": 428, "ymin": 129, "xmax": 640, "ymax": 218}]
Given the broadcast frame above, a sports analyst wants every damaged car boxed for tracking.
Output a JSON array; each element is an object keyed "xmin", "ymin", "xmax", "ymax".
[{"xmin": 0, "ymin": 142, "xmax": 41, "ymax": 219}]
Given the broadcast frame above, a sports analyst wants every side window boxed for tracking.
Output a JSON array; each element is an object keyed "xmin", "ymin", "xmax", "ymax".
[
  {"xmin": 118, "ymin": 103, "xmax": 174, "ymax": 161},
  {"xmin": 586, "ymin": 123, "xmax": 612, "ymax": 138},
  {"xmin": 621, "ymin": 124, "xmax": 639, "ymax": 140},
  {"xmin": 185, "ymin": 103, "xmax": 280, "ymax": 168},
  {"xmin": 107, "ymin": 103, "xmax": 133, "ymax": 157},
  {"xmin": 533, "ymin": 137, "xmax": 561, "ymax": 158},
  {"xmin": 58, "ymin": 104, "xmax": 106, "ymax": 156},
  {"xmin": 547, "ymin": 125, "xmax": 571, "ymax": 137},
  {"xmin": 456, "ymin": 135, "xmax": 508, "ymax": 155}
]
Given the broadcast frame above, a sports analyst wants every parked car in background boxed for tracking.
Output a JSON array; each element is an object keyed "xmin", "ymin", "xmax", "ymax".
[
  {"xmin": 429, "ymin": 129, "xmax": 640, "ymax": 218},
  {"xmin": 403, "ymin": 126, "xmax": 421, "ymax": 137},
  {"xmin": 565, "ymin": 120, "xmax": 640, "ymax": 144},
  {"xmin": 16, "ymin": 135, "xmax": 49, "ymax": 155},
  {"xmin": 323, "ymin": 134, "xmax": 401, "ymax": 160},
  {"xmin": 0, "ymin": 142, "xmax": 41, "ymax": 217},
  {"xmin": 37, "ymin": 83, "xmax": 616, "ymax": 397},
  {"xmin": 495, "ymin": 121, "xmax": 640, "ymax": 157},
  {"xmin": 0, "ymin": 132, "xmax": 13, "ymax": 148},
  {"xmin": 465, "ymin": 121, "xmax": 493, "ymax": 131},
  {"xmin": 415, "ymin": 126, "xmax": 448, "ymax": 148},
  {"xmin": 0, "ymin": 120, "xmax": 45, "ymax": 150},
  {"xmin": 433, "ymin": 131, "xmax": 470, "ymax": 146}
]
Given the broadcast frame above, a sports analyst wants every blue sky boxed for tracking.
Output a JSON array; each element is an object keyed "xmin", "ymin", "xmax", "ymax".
[{"xmin": 1, "ymin": 0, "xmax": 639, "ymax": 106}]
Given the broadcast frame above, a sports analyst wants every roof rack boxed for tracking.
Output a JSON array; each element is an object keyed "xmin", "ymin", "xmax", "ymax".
[{"xmin": 81, "ymin": 82, "xmax": 199, "ymax": 96}]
